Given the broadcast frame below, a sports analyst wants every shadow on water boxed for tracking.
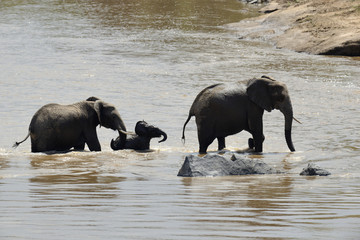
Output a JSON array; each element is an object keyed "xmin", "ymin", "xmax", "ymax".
[
  {"xmin": 28, "ymin": 152, "xmax": 126, "ymax": 200},
  {"xmin": 179, "ymin": 167, "xmax": 294, "ymax": 232},
  {"xmin": 0, "ymin": 155, "xmax": 11, "ymax": 171},
  {"xmin": 27, "ymin": 149, "xmax": 163, "ymax": 183}
]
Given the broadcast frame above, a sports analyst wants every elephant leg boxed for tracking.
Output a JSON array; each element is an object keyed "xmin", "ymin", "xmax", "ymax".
[
  {"xmin": 217, "ymin": 137, "xmax": 225, "ymax": 151},
  {"xmin": 251, "ymin": 132, "xmax": 265, "ymax": 152},
  {"xmin": 31, "ymin": 134, "xmax": 52, "ymax": 152},
  {"xmin": 248, "ymin": 138, "xmax": 254, "ymax": 149},
  {"xmin": 84, "ymin": 130, "xmax": 101, "ymax": 151},
  {"xmin": 197, "ymin": 128, "xmax": 215, "ymax": 154},
  {"xmin": 248, "ymin": 112, "xmax": 265, "ymax": 152},
  {"xmin": 248, "ymin": 135, "xmax": 265, "ymax": 150},
  {"xmin": 247, "ymin": 124, "xmax": 264, "ymax": 152},
  {"xmin": 199, "ymin": 141, "xmax": 213, "ymax": 154},
  {"xmin": 74, "ymin": 142, "xmax": 85, "ymax": 150},
  {"xmin": 31, "ymin": 137, "xmax": 39, "ymax": 152},
  {"xmin": 31, "ymin": 142, "xmax": 41, "ymax": 153},
  {"xmin": 74, "ymin": 136, "xmax": 86, "ymax": 150}
]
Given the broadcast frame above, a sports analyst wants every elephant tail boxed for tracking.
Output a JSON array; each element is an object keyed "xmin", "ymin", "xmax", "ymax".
[
  {"xmin": 182, "ymin": 114, "xmax": 193, "ymax": 144},
  {"xmin": 13, "ymin": 131, "xmax": 30, "ymax": 148}
]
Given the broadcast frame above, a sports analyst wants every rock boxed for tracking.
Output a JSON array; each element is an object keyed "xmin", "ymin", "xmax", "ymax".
[
  {"xmin": 229, "ymin": 0, "xmax": 360, "ymax": 56},
  {"xmin": 177, "ymin": 153, "xmax": 283, "ymax": 177},
  {"xmin": 300, "ymin": 163, "xmax": 331, "ymax": 176}
]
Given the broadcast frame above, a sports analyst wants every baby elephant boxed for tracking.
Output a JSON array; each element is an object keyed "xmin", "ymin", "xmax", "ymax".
[{"xmin": 111, "ymin": 121, "xmax": 167, "ymax": 151}]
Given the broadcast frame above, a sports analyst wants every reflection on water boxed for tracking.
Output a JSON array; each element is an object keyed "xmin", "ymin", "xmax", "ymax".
[
  {"xmin": 1, "ymin": 0, "xmax": 360, "ymax": 239},
  {"xmin": 0, "ymin": 156, "xmax": 10, "ymax": 171}
]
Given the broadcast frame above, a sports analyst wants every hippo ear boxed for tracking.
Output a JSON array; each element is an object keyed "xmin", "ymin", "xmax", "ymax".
[
  {"xmin": 246, "ymin": 78, "xmax": 273, "ymax": 112},
  {"xmin": 93, "ymin": 100, "xmax": 103, "ymax": 126}
]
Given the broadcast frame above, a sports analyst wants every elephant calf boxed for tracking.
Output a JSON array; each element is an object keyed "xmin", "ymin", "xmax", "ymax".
[
  {"xmin": 182, "ymin": 76, "xmax": 298, "ymax": 154},
  {"xmin": 14, "ymin": 97, "xmax": 128, "ymax": 152},
  {"xmin": 111, "ymin": 121, "xmax": 167, "ymax": 151}
]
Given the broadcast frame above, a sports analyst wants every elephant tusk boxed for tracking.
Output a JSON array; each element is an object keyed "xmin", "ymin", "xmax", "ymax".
[
  {"xmin": 118, "ymin": 129, "xmax": 136, "ymax": 136},
  {"xmin": 293, "ymin": 116, "xmax": 302, "ymax": 124}
]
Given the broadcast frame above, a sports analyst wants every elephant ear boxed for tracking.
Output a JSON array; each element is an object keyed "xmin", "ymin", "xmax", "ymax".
[
  {"xmin": 93, "ymin": 100, "xmax": 103, "ymax": 126},
  {"xmin": 86, "ymin": 96, "xmax": 101, "ymax": 102},
  {"xmin": 135, "ymin": 121, "xmax": 148, "ymax": 136},
  {"xmin": 246, "ymin": 78, "xmax": 273, "ymax": 112}
]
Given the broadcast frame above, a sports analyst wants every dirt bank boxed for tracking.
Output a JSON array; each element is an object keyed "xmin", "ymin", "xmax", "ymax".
[{"xmin": 229, "ymin": 0, "xmax": 360, "ymax": 56}]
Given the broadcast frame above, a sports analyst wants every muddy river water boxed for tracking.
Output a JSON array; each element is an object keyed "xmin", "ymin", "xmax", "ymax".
[{"xmin": 0, "ymin": 0, "xmax": 359, "ymax": 239}]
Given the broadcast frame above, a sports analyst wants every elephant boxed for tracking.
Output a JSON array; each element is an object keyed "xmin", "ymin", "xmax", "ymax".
[
  {"xmin": 13, "ymin": 97, "xmax": 129, "ymax": 152},
  {"xmin": 182, "ymin": 76, "xmax": 299, "ymax": 154},
  {"xmin": 111, "ymin": 120, "xmax": 167, "ymax": 151}
]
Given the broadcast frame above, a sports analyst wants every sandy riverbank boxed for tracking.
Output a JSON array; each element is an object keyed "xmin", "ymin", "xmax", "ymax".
[{"xmin": 230, "ymin": 0, "xmax": 360, "ymax": 56}]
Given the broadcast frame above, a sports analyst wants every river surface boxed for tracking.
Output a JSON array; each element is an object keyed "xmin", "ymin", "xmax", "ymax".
[{"xmin": 1, "ymin": 0, "xmax": 360, "ymax": 239}]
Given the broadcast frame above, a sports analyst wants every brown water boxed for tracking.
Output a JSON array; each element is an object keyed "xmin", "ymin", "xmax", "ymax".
[{"xmin": 1, "ymin": 0, "xmax": 360, "ymax": 239}]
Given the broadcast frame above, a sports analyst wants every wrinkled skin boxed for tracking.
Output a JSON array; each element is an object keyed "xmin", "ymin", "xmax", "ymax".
[
  {"xmin": 111, "ymin": 121, "xmax": 167, "ymax": 151},
  {"xmin": 182, "ymin": 76, "xmax": 296, "ymax": 154},
  {"xmin": 14, "ymin": 97, "xmax": 127, "ymax": 152}
]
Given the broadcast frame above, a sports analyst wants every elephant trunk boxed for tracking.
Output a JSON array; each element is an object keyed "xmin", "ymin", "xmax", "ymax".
[
  {"xmin": 114, "ymin": 119, "xmax": 127, "ymax": 150},
  {"xmin": 284, "ymin": 116, "xmax": 295, "ymax": 152},
  {"xmin": 279, "ymin": 98, "xmax": 296, "ymax": 152},
  {"xmin": 115, "ymin": 131, "xmax": 126, "ymax": 150},
  {"xmin": 158, "ymin": 130, "xmax": 167, "ymax": 143}
]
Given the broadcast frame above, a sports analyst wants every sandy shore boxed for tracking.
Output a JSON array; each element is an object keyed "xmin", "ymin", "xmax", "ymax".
[{"xmin": 229, "ymin": 0, "xmax": 360, "ymax": 56}]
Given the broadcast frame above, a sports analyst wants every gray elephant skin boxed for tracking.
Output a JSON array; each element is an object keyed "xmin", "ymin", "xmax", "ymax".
[
  {"xmin": 111, "ymin": 120, "xmax": 167, "ymax": 151},
  {"xmin": 14, "ymin": 97, "xmax": 128, "ymax": 152},
  {"xmin": 182, "ymin": 76, "xmax": 296, "ymax": 154}
]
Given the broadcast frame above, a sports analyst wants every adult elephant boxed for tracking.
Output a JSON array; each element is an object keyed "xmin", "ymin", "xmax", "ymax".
[
  {"xmin": 182, "ymin": 76, "xmax": 298, "ymax": 154},
  {"xmin": 111, "ymin": 120, "xmax": 167, "ymax": 151},
  {"xmin": 14, "ymin": 97, "xmax": 128, "ymax": 152}
]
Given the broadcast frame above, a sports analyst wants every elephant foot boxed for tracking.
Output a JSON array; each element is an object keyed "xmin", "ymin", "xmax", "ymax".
[{"xmin": 248, "ymin": 138, "xmax": 254, "ymax": 149}]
